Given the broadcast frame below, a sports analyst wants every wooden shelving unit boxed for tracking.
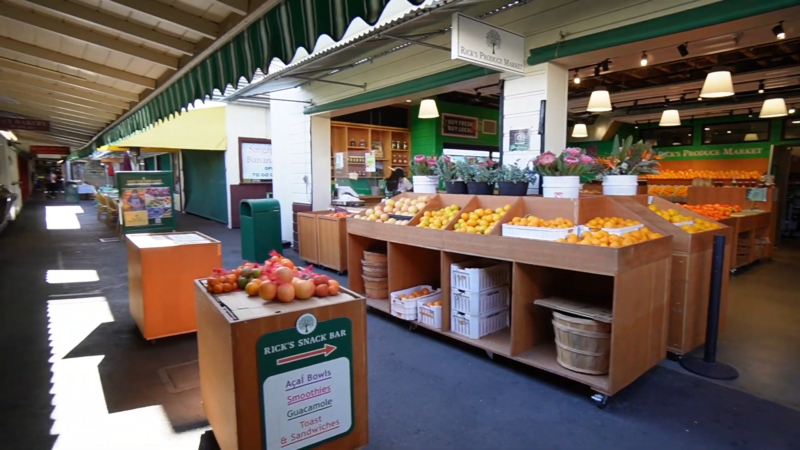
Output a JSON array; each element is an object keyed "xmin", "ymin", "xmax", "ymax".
[
  {"xmin": 296, "ymin": 211, "xmax": 349, "ymax": 273},
  {"xmin": 347, "ymin": 195, "xmax": 674, "ymax": 398},
  {"xmin": 331, "ymin": 121, "xmax": 411, "ymax": 185}
]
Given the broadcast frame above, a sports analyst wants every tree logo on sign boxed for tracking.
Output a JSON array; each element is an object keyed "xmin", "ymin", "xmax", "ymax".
[
  {"xmin": 296, "ymin": 313, "xmax": 317, "ymax": 335},
  {"xmin": 486, "ymin": 30, "xmax": 501, "ymax": 55}
]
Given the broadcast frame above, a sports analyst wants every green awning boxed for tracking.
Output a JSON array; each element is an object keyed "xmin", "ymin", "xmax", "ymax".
[{"xmin": 71, "ymin": 0, "xmax": 426, "ymax": 159}]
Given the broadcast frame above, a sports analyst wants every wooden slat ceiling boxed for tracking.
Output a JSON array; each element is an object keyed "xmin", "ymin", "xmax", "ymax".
[{"xmin": 0, "ymin": 0, "xmax": 262, "ymax": 149}]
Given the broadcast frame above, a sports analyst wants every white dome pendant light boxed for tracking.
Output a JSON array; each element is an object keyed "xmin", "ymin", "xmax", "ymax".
[
  {"xmin": 759, "ymin": 98, "xmax": 788, "ymax": 118},
  {"xmin": 418, "ymin": 99, "xmax": 439, "ymax": 119},
  {"xmin": 700, "ymin": 66, "xmax": 734, "ymax": 98},
  {"xmin": 587, "ymin": 86, "xmax": 612, "ymax": 112},
  {"xmin": 572, "ymin": 123, "xmax": 588, "ymax": 138},
  {"xmin": 659, "ymin": 109, "xmax": 682, "ymax": 127}
]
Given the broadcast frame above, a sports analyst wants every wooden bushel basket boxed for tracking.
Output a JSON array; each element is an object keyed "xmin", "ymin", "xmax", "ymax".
[
  {"xmin": 552, "ymin": 311, "xmax": 611, "ymax": 375},
  {"xmin": 362, "ymin": 274, "xmax": 388, "ymax": 299},
  {"xmin": 364, "ymin": 251, "xmax": 387, "ymax": 263}
]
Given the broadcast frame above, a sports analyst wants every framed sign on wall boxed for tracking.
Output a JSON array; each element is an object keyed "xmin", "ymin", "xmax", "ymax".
[
  {"xmin": 239, "ymin": 137, "xmax": 273, "ymax": 183},
  {"xmin": 441, "ymin": 114, "xmax": 479, "ymax": 139}
]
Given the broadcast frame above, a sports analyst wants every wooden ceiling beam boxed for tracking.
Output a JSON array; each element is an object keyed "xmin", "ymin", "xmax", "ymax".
[
  {"xmin": 107, "ymin": 0, "xmax": 219, "ymax": 39},
  {"xmin": 210, "ymin": 0, "xmax": 248, "ymax": 15},
  {"xmin": 0, "ymin": 82, "xmax": 125, "ymax": 115},
  {"xmin": 0, "ymin": 37, "xmax": 156, "ymax": 89},
  {"xmin": 1, "ymin": 96, "xmax": 116, "ymax": 122},
  {"xmin": 739, "ymin": 49, "xmax": 768, "ymax": 67},
  {"xmin": 49, "ymin": 123, "xmax": 99, "ymax": 135},
  {"xmin": 1, "ymin": 105, "xmax": 108, "ymax": 129},
  {"xmin": 21, "ymin": 0, "xmax": 195, "ymax": 56},
  {"xmin": 0, "ymin": 59, "xmax": 139, "ymax": 102},
  {"xmin": 0, "ymin": 74, "xmax": 130, "ymax": 109},
  {"xmin": 0, "ymin": 3, "xmax": 179, "ymax": 69}
]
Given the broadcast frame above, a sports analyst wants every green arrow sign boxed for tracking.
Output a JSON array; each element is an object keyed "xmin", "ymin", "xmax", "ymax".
[{"xmin": 257, "ymin": 315, "xmax": 354, "ymax": 450}]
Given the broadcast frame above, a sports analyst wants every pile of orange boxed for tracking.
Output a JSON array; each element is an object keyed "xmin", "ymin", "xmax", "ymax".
[
  {"xmin": 556, "ymin": 227, "xmax": 663, "ymax": 247},
  {"xmin": 683, "ymin": 203, "xmax": 741, "ymax": 220},
  {"xmin": 648, "ymin": 185, "xmax": 689, "ymax": 197},
  {"xmin": 454, "ymin": 205, "xmax": 511, "ymax": 234},
  {"xmin": 645, "ymin": 170, "xmax": 760, "ymax": 180},
  {"xmin": 584, "ymin": 216, "xmax": 641, "ymax": 229},
  {"xmin": 680, "ymin": 219, "xmax": 721, "ymax": 234},
  {"xmin": 647, "ymin": 204, "xmax": 693, "ymax": 223},
  {"xmin": 398, "ymin": 288, "xmax": 432, "ymax": 299},
  {"xmin": 509, "ymin": 216, "xmax": 575, "ymax": 228}
]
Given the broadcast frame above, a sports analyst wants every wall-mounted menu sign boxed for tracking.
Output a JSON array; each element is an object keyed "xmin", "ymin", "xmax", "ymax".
[{"xmin": 441, "ymin": 114, "xmax": 478, "ymax": 139}]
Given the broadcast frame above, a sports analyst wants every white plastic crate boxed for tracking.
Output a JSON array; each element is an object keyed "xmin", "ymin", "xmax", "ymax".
[
  {"xmin": 450, "ymin": 260, "xmax": 510, "ymax": 293},
  {"xmin": 502, "ymin": 224, "xmax": 577, "ymax": 241},
  {"xmin": 418, "ymin": 303, "xmax": 442, "ymax": 329},
  {"xmin": 451, "ymin": 285, "xmax": 509, "ymax": 316},
  {"xmin": 451, "ymin": 308, "xmax": 509, "ymax": 339},
  {"xmin": 389, "ymin": 285, "xmax": 441, "ymax": 321}
]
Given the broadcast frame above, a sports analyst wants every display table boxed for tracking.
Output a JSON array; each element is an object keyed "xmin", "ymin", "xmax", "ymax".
[
  {"xmin": 126, "ymin": 232, "xmax": 221, "ymax": 340},
  {"xmin": 297, "ymin": 211, "xmax": 348, "ymax": 273},
  {"xmin": 195, "ymin": 282, "xmax": 368, "ymax": 450},
  {"xmin": 348, "ymin": 195, "xmax": 673, "ymax": 399}
]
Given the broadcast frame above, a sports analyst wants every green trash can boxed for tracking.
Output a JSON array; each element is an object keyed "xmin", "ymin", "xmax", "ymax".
[
  {"xmin": 240, "ymin": 199, "xmax": 282, "ymax": 263},
  {"xmin": 65, "ymin": 181, "xmax": 80, "ymax": 204}
]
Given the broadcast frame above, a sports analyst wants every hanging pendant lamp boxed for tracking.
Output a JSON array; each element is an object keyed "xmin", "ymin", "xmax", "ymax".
[
  {"xmin": 571, "ymin": 123, "xmax": 588, "ymax": 138},
  {"xmin": 743, "ymin": 133, "xmax": 759, "ymax": 141},
  {"xmin": 418, "ymin": 99, "xmax": 439, "ymax": 119},
  {"xmin": 759, "ymin": 98, "xmax": 788, "ymax": 118},
  {"xmin": 587, "ymin": 86, "xmax": 612, "ymax": 112},
  {"xmin": 700, "ymin": 66, "xmax": 734, "ymax": 98},
  {"xmin": 659, "ymin": 109, "xmax": 682, "ymax": 127}
]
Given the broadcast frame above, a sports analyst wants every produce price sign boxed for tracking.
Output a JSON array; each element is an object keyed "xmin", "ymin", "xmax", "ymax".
[
  {"xmin": 115, "ymin": 171, "xmax": 175, "ymax": 234},
  {"xmin": 240, "ymin": 138, "xmax": 273, "ymax": 182},
  {"xmin": 257, "ymin": 315, "xmax": 354, "ymax": 450},
  {"xmin": 442, "ymin": 114, "xmax": 479, "ymax": 138}
]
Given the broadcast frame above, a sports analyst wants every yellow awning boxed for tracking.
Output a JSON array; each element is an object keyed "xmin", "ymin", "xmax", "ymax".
[{"xmin": 110, "ymin": 105, "xmax": 227, "ymax": 151}]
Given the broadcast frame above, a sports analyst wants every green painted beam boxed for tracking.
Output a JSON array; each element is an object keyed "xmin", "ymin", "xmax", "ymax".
[
  {"xmin": 528, "ymin": 0, "xmax": 799, "ymax": 66},
  {"xmin": 304, "ymin": 65, "xmax": 497, "ymax": 115}
]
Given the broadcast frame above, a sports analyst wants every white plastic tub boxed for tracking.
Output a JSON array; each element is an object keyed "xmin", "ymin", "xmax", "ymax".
[
  {"xmin": 542, "ymin": 176, "xmax": 580, "ymax": 199},
  {"xmin": 418, "ymin": 303, "xmax": 442, "ymax": 329},
  {"xmin": 451, "ymin": 285, "xmax": 510, "ymax": 316},
  {"xmin": 451, "ymin": 260, "xmax": 510, "ymax": 293},
  {"xmin": 412, "ymin": 175, "xmax": 439, "ymax": 194},
  {"xmin": 602, "ymin": 175, "xmax": 638, "ymax": 196}
]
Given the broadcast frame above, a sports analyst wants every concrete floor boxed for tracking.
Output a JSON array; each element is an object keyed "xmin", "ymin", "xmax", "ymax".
[{"xmin": 1, "ymin": 198, "xmax": 799, "ymax": 450}]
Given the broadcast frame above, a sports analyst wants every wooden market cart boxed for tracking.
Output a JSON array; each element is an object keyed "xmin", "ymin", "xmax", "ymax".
[
  {"xmin": 347, "ymin": 195, "xmax": 673, "ymax": 404},
  {"xmin": 297, "ymin": 211, "xmax": 349, "ymax": 273}
]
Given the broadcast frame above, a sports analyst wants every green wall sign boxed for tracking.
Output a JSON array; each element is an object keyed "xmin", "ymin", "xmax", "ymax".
[
  {"xmin": 257, "ymin": 315, "xmax": 354, "ymax": 450},
  {"xmin": 115, "ymin": 171, "xmax": 175, "ymax": 234},
  {"xmin": 657, "ymin": 143, "xmax": 770, "ymax": 161}
]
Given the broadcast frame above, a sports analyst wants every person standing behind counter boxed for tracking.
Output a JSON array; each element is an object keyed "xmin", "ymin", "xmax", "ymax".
[{"xmin": 384, "ymin": 167, "xmax": 413, "ymax": 195}]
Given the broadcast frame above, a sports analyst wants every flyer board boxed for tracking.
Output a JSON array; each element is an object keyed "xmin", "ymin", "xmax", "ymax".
[
  {"xmin": 257, "ymin": 315, "xmax": 354, "ymax": 450},
  {"xmin": 115, "ymin": 171, "xmax": 176, "ymax": 234}
]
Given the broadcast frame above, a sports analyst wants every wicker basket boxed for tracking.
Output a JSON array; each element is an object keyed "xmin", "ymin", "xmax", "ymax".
[
  {"xmin": 362, "ymin": 275, "xmax": 388, "ymax": 299},
  {"xmin": 552, "ymin": 311, "xmax": 611, "ymax": 375},
  {"xmin": 364, "ymin": 251, "xmax": 387, "ymax": 264}
]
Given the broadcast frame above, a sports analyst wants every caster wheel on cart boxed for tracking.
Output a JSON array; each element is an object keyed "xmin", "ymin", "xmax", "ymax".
[
  {"xmin": 408, "ymin": 323, "xmax": 418, "ymax": 331},
  {"xmin": 591, "ymin": 393, "xmax": 609, "ymax": 409},
  {"xmin": 666, "ymin": 352, "xmax": 683, "ymax": 362},
  {"xmin": 485, "ymin": 350, "xmax": 494, "ymax": 360}
]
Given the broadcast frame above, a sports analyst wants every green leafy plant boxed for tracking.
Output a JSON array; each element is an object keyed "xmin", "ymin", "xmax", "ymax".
[
  {"xmin": 496, "ymin": 165, "xmax": 535, "ymax": 183},
  {"xmin": 434, "ymin": 155, "xmax": 458, "ymax": 181},
  {"xmin": 599, "ymin": 135, "xmax": 661, "ymax": 175},
  {"xmin": 532, "ymin": 147, "xmax": 598, "ymax": 176}
]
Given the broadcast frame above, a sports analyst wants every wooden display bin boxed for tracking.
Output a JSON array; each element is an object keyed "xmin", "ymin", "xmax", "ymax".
[
  {"xmin": 195, "ymin": 282, "xmax": 368, "ymax": 450},
  {"xmin": 613, "ymin": 196, "xmax": 731, "ymax": 355},
  {"xmin": 126, "ymin": 231, "xmax": 221, "ymax": 340},
  {"xmin": 349, "ymin": 195, "xmax": 673, "ymax": 398},
  {"xmin": 297, "ymin": 211, "xmax": 329, "ymax": 264}
]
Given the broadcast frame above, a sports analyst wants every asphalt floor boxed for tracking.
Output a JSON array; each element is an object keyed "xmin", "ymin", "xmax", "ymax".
[{"xmin": 1, "ymin": 198, "xmax": 798, "ymax": 450}]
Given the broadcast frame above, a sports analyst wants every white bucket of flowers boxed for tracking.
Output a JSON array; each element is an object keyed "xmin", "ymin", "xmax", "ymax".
[{"xmin": 532, "ymin": 147, "xmax": 597, "ymax": 199}]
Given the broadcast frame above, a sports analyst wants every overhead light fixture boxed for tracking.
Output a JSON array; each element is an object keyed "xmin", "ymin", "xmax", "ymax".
[
  {"xmin": 406, "ymin": 99, "xmax": 412, "ymax": 103},
  {"xmin": 698, "ymin": 96, "xmax": 703, "ymax": 101},
  {"xmin": 586, "ymin": 86, "xmax": 612, "ymax": 112},
  {"xmin": 759, "ymin": 98, "xmax": 788, "ymax": 118},
  {"xmin": 571, "ymin": 123, "xmax": 588, "ymax": 138},
  {"xmin": 601, "ymin": 60, "xmax": 610, "ymax": 72},
  {"xmin": 748, "ymin": 109, "xmax": 754, "ymax": 118},
  {"xmin": 700, "ymin": 66, "xmax": 734, "ymax": 98},
  {"xmin": 0, "ymin": 130, "xmax": 17, "ymax": 141},
  {"xmin": 573, "ymin": 70, "xmax": 580, "ymax": 84},
  {"xmin": 594, "ymin": 65, "xmax": 601, "ymax": 77},
  {"xmin": 727, "ymin": 130, "xmax": 732, "ymax": 134},
  {"xmin": 773, "ymin": 22, "xmax": 786, "ymax": 40},
  {"xmin": 659, "ymin": 109, "xmax": 681, "ymax": 127},
  {"xmin": 790, "ymin": 106, "xmax": 796, "ymax": 114},
  {"xmin": 758, "ymin": 81, "xmax": 765, "ymax": 94},
  {"xmin": 704, "ymin": 127, "xmax": 710, "ymax": 131},
  {"xmin": 677, "ymin": 42, "xmax": 689, "ymax": 57},
  {"xmin": 634, "ymin": 122, "xmax": 639, "ymax": 129},
  {"xmin": 418, "ymin": 99, "xmax": 439, "ymax": 119},
  {"xmin": 744, "ymin": 133, "xmax": 759, "ymax": 141},
  {"xmin": 640, "ymin": 51, "xmax": 648, "ymax": 67}
]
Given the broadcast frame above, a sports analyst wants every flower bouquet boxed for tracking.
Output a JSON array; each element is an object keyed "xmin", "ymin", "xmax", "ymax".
[
  {"xmin": 411, "ymin": 155, "xmax": 439, "ymax": 193},
  {"xmin": 598, "ymin": 135, "xmax": 660, "ymax": 195},
  {"xmin": 532, "ymin": 147, "xmax": 597, "ymax": 198}
]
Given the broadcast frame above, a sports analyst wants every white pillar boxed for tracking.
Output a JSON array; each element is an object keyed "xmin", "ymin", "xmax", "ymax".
[
  {"xmin": 310, "ymin": 116, "xmax": 331, "ymax": 209},
  {"xmin": 501, "ymin": 62, "xmax": 568, "ymax": 169}
]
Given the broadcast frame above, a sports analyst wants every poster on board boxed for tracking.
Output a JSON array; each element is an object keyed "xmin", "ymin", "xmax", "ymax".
[
  {"xmin": 240, "ymin": 138, "xmax": 273, "ymax": 183},
  {"xmin": 116, "ymin": 171, "xmax": 175, "ymax": 234}
]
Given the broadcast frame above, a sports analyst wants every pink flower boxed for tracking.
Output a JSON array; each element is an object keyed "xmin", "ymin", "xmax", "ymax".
[
  {"xmin": 564, "ymin": 156, "xmax": 580, "ymax": 166},
  {"xmin": 580, "ymin": 154, "xmax": 595, "ymax": 164},
  {"xmin": 443, "ymin": 155, "xmax": 451, "ymax": 163},
  {"xmin": 486, "ymin": 158, "xmax": 498, "ymax": 167},
  {"xmin": 566, "ymin": 147, "xmax": 583, "ymax": 157},
  {"xmin": 539, "ymin": 152, "xmax": 557, "ymax": 166},
  {"xmin": 414, "ymin": 155, "xmax": 426, "ymax": 163},
  {"xmin": 427, "ymin": 157, "xmax": 437, "ymax": 167}
]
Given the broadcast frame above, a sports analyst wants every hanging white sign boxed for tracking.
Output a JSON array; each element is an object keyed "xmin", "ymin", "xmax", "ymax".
[
  {"xmin": 451, "ymin": 13, "xmax": 525, "ymax": 75},
  {"xmin": 240, "ymin": 140, "xmax": 273, "ymax": 181}
]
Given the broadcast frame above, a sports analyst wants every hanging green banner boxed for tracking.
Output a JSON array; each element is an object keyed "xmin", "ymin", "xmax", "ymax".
[
  {"xmin": 657, "ymin": 143, "xmax": 770, "ymax": 161},
  {"xmin": 115, "ymin": 171, "xmax": 175, "ymax": 234},
  {"xmin": 257, "ymin": 315, "xmax": 354, "ymax": 450}
]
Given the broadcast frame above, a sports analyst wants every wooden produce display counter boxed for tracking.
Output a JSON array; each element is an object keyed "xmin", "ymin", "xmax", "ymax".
[
  {"xmin": 688, "ymin": 186, "xmax": 775, "ymax": 270},
  {"xmin": 297, "ymin": 211, "xmax": 349, "ymax": 273},
  {"xmin": 614, "ymin": 196, "xmax": 731, "ymax": 355},
  {"xmin": 195, "ymin": 282, "xmax": 368, "ymax": 450},
  {"xmin": 347, "ymin": 195, "xmax": 673, "ymax": 399},
  {"xmin": 126, "ymin": 231, "xmax": 221, "ymax": 340}
]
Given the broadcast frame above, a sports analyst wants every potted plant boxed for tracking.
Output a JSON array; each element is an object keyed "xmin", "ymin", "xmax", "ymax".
[
  {"xmin": 411, "ymin": 155, "xmax": 439, "ymax": 194},
  {"xmin": 496, "ymin": 164, "xmax": 536, "ymax": 196},
  {"xmin": 434, "ymin": 155, "xmax": 466, "ymax": 194},
  {"xmin": 458, "ymin": 159, "xmax": 497, "ymax": 195},
  {"xmin": 598, "ymin": 135, "xmax": 660, "ymax": 195},
  {"xmin": 532, "ymin": 147, "xmax": 597, "ymax": 199}
]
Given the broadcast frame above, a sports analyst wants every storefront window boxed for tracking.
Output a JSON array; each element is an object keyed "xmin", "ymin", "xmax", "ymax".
[
  {"xmin": 783, "ymin": 117, "xmax": 800, "ymax": 140},
  {"xmin": 702, "ymin": 121, "xmax": 769, "ymax": 144},
  {"xmin": 640, "ymin": 126, "xmax": 693, "ymax": 147}
]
